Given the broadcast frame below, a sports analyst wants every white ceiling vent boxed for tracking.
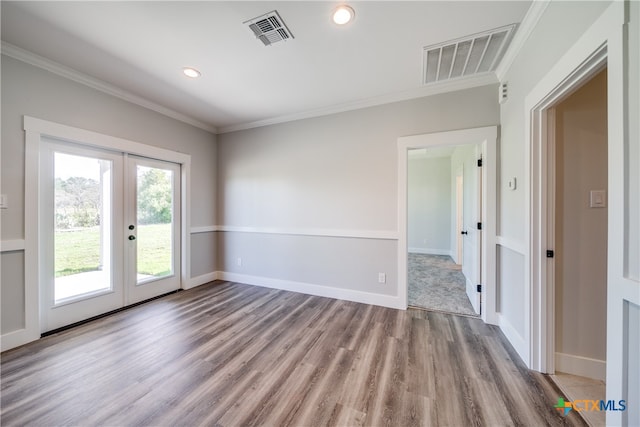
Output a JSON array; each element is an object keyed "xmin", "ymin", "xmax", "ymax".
[
  {"xmin": 422, "ymin": 24, "xmax": 516, "ymax": 85},
  {"xmin": 244, "ymin": 10, "xmax": 294, "ymax": 46}
]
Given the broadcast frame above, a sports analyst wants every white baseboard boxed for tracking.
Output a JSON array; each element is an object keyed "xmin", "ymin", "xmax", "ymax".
[
  {"xmin": 498, "ymin": 314, "xmax": 529, "ymax": 366},
  {"xmin": 408, "ymin": 248, "xmax": 452, "ymax": 256},
  {"xmin": 1, "ymin": 327, "xmax": 40, "ymax": 352},
  {"xmin": 218, "ymin": 271, "xmax": 404, "ymax": 310},
  {"xmin": 185, "ymin": 272, "xmax": 218, "ymax": 290},
  {"xmin": 555, "ymin": 352, "xmax": 606, "ymax": 381}
]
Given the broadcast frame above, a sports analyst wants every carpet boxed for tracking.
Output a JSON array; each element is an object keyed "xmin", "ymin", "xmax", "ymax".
[{"xmin": 408, "ymin": 253, "xmax": 479, "ymax": 317}]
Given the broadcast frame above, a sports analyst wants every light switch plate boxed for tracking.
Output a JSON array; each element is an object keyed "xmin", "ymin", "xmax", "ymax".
[{"xmin": 590, "ymin": 190, "xmax": 606, "ymax": 208}]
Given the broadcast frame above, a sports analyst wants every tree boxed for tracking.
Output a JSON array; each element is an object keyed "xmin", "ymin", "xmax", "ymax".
[
  {"xmin": 55, "ymin": 176, "xmax": 100, "ymax": 228},
  {"xmin": 137, "ymin": 168, "xmax": 172, "ymax": 224}
]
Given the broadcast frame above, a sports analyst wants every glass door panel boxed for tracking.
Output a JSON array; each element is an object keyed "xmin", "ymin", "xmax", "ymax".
[
  {"xmin": 54, "ymin": 152, "xmax": 112, "ymax": 302},
  {"xmin": 136, "ymin": 165, "xmax": 174, "ymax": 283}
]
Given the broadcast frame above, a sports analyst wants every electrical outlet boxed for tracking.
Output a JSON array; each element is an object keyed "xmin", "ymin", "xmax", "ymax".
[
  {"xmin": 378, "ymin": 273, "xmax": 386, "ymax": 284},
  {"xmin": 237, "ymin": 257, "xmax": 242, "ymax": 267}
]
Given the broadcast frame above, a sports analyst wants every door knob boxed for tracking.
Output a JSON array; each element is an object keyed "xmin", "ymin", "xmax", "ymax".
[
  {"xmin": 128, "ymin": 224, "xmax": 135, "ymax": 230},
  {"xmin": 461, "ymin": 231, "xmax": 468, "ymax": 235},
  {"xmin": 128, "ymin": 235, "xmax": 136, "ymax": 241}
]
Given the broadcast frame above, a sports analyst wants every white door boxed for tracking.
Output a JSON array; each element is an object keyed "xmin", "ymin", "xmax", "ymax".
[
  {"xmin": 462, "ymin": 152, "xmax": 482, "ymax": 315},
  {"xmin": 40, "ymin": 140, "xmax": 181, "ymax": 332},
  {"xmin": 126, "ymin": 156, "xmax": 181, "ymax": 305}
]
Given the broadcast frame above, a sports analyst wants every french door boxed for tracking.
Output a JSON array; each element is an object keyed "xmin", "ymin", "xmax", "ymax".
[{"xmin": 40, "ymin": 139, "xmax": 181, "ymax": 332}]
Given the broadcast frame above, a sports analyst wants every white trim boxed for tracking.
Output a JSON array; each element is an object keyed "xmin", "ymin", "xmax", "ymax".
[
  {"xmin": 555, "ymin": 352, "xmax": 606, "ymax": 382},
  {"xmin": 217, "ymin": 225, "xmax": 398, "ymax": 240},
  {"xmin": 4, "ymin": 116, "xmax": 192, "ymax": 352},
  {"xmin": 0, "ymin": 328, "xmax": 39, "ymax": 353},
  {"xmin": 498, "ymin": 313, "xmax": 528, "ymax": 363},
  {"xmin": 408, "ymin": 248, "xmax": 452, "ymax": 256},
  {"xmin": 1, "ymin": 42, "xmax": 217, "ymax": 134},
  {"xmin": 190, "ymin": 225, "xmax": 219, "ymax": 234},
  {"xmin": 397, "ymin": 126, "xmax": 498, "ymax": 325},
  {"xmin": 0, "ymin": 239, "xmax": 25, "ymax": 252},
  {"xmin": 218, "ymin": 271, "xmax": 404, "ymax": 310},
  {"xmin": 218, "ymin": 74, "xmax": 497, "ymax": 134},
  {"xmin": 495, "ymin": 236, "xmax": 526, "ymax": 255},
  {"xmin": 495, "ymin": 1, "xmax": 551, "ymax": 81},
  {"xmin": 186, "ymin": 272, "xmax": 219, "ymax": 290},
  {"xmin": 24, "ymin": 117, "xmax": 192, "ymax": 164}
]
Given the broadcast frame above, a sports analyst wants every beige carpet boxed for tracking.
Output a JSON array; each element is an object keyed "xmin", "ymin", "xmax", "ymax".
[{"xmin": 408, "ymin": 253, "xmax": 478, "ymax": 317}]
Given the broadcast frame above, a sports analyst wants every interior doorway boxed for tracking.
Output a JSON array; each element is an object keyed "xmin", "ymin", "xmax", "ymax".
[
  {"xmin": 406, "ymin": 144, "xmax": 479, "ymax": 317},
  {"xmin": 550, "ymin": 68, "xmax": 608, "ymax": 426},
  {"xmin": 397, "ymin": 126, "xmax": 497, "ymax": 325}
]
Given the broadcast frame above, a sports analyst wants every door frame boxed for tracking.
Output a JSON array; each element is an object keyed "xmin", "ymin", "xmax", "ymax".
[
  {"xmin": 455, "ymin": 173, "xmax": 464, "ymax": 265},
  {"xmin": 525, "ymin": 4, "xmax": 635, "ymax": 424},
  {"xmin": 524, "ymin": 0, "xmax": 623, "ymax": 374},
  {"xmin": 22, "ymin": 116, "xmax": 191, "ymax": 336},
  {"xmin": 397, "ymin": 126, "xmax": 498, "ymax": 324}
]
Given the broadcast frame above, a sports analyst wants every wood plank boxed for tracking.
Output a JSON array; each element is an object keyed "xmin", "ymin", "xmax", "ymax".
[{"xmin": 0, "ymin": 281, "xmax": 588, "ymax": 426}]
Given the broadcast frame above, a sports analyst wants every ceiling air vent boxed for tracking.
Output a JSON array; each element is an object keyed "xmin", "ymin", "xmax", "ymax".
[
  {"xmin": 422, "ymin": 24, "xmax": 516, "ymax": 85},
  {"xmin": 244, "ymin": 10, "xmax": 294, "ymax": 46}
]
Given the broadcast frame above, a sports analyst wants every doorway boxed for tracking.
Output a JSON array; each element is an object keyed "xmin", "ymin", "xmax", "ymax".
[
  {"xmin": 550, "ymin": 69, "xmax": 608, "ymax": 426},
  {"xmin": 397, "ymin": 126, "xmax": 498, "ymax": 324},
  {"xmin": 39, "ymin": 138, "xmax": 181, "ymax": 332},
  {"xmin": 406, "ymin": 144, "xmax": 481, "ymax": 317}
]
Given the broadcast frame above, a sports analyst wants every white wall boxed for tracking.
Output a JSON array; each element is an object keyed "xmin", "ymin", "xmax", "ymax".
[
  {"xmin": 498, "ymin": 0, "xmax": 612, "ymax": 350},
  {"xmin": 408, "ymin": 155, "xmax": 451, "ymax": 255},
  {"xmin": 0, "ymin": 55, "xmax": 218, "ymax": 336},
  {"xmin": 217, "ymin": 86, "xmax": 499, "ymax": 304},
  {"xmin": 554, "ymin": 70, "xmax": 608, "ymax": 377}
]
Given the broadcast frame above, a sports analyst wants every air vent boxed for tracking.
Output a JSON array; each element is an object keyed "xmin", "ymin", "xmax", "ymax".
[
  {"xmin": 422, "ymin": 24, "xmax": 516, "ymax": 85},
  {"xmin": 499, "ymin": 82, "xmax": 508, "ymax": 103},
  {"xmin": 244, "ymin": 10, "xmax": 294, "ymax": 46}
]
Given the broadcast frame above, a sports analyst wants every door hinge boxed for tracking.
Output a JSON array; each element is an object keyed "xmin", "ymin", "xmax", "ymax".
[
  {"xmin": 477, "ymin": 222, "xmax": 482, "ymax": 230},
  {"xmin": 477, "ymin": 158, "xmax": 483, "ymax": 167},
  {"xmin": 477, "ymin": 284, "xmax": 482, "ymax": 292},
  {"xmin": 546, "ymin": 250, "xmax": 554, "ymax": 258}
]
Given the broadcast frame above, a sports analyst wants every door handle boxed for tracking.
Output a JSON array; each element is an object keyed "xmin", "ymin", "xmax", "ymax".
[
  {"xmin": 461, "ymin": 231, "xmax": 468, "ymax": 235},
  {"xmin": 128, "ymin": 235, "xmax": 136, "ymax": 241},
  {"xmin": 128, "ymin": 224, "xmax": 135, "ymax": 230}
]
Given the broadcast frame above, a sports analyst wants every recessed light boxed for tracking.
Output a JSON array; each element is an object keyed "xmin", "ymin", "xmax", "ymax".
[
  {"xmin": 332, "ymin": 5, "xmax": 355, "ymax": 25},
  {"xmin": 182, "ymin": 67, "xmax": 201, "ymax": 78}
]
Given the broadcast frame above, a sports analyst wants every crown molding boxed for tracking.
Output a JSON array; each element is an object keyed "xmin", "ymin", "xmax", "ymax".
[
  {"xmin": 1, "ymin": 41, "xmax": 217, "ymax": 134},
  {"xmin": 495, "ymin": 0, "xmax": 551, "ymax": 81},
  {"xmin": 218, "ymin": 73, "xmax": 498, "ymax": 134}
]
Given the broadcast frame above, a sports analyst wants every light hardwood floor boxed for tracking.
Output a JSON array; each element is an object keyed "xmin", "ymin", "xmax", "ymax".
[{"xmin": 1, "ymin": 281, "xmax": 587, "ymax": 426}]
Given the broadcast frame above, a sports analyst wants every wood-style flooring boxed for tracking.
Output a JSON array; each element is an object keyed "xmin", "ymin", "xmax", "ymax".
[{"xmin": 1, "ymin": 281, "xmax": 586, "ymax": 426}]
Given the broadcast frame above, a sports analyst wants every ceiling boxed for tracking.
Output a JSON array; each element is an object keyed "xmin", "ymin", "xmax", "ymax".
[{"xmin": 1, "ymin": 1, "xmax": 531, "ymax": 133}]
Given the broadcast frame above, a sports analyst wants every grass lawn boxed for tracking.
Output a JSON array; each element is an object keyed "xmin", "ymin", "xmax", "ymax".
[{"xmin": 55, "ymin": 223, "xmax": 172, "ymax": 277}]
